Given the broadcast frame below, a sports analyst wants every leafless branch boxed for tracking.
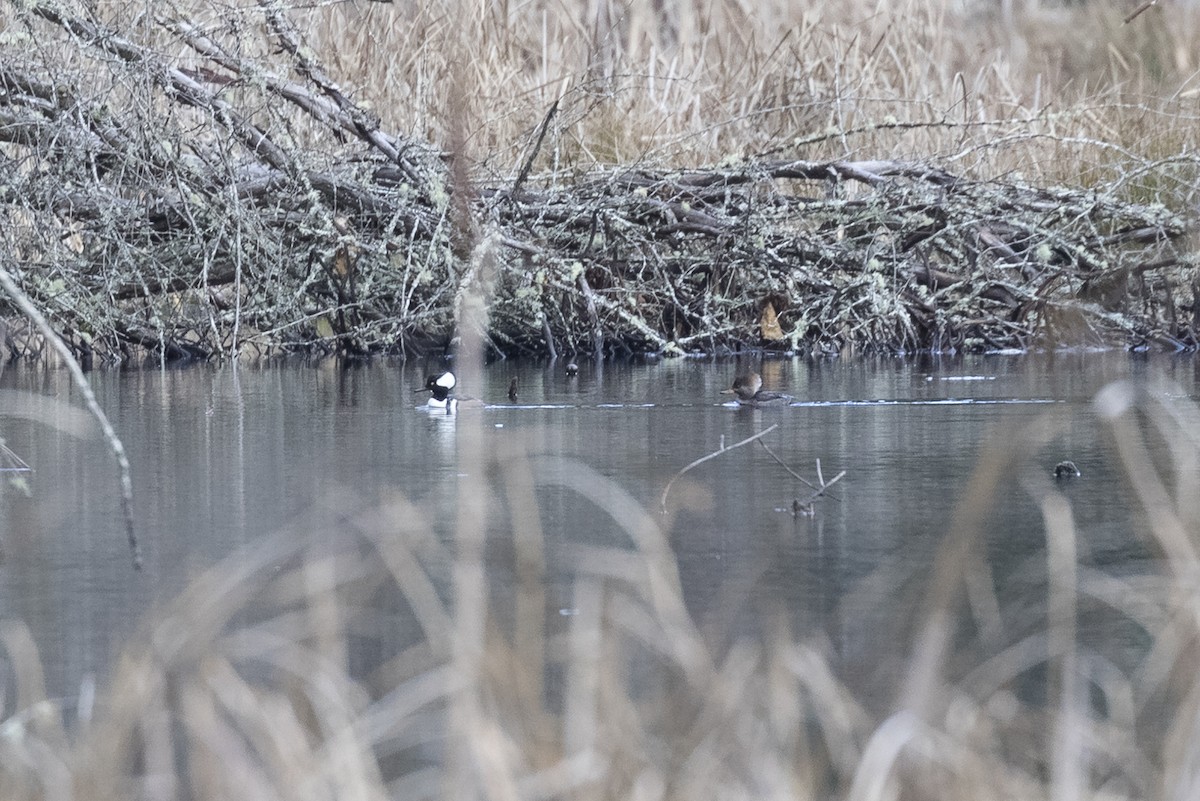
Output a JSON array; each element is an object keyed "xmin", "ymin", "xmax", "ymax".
[{"xmin": 660, "ymin": 424, "xmax": 780, "ymax": 513}]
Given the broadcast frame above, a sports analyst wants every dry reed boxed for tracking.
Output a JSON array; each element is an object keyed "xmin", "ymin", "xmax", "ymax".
[{"xmin": 278, "ymin": 0, "xmax": 1200, "ymax": 183}]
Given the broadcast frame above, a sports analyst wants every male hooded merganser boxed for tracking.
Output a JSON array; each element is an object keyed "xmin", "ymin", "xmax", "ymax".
[
  {"xmin": 721, "ymin": 372, "xmax": 793, "ymax": 407},
  {"xmin": 415, "ymin": 371, "xmax": 485, "ymax": 413}
]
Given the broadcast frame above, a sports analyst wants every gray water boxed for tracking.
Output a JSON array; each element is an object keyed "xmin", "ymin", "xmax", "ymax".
[{"xmin": 0, "ymin": 352, "xmax": 1190, "ymax": 707}]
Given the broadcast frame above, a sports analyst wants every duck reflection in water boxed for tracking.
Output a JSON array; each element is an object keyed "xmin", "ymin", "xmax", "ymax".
[{"xmin": 721, "ymin": 371, "xmax": 793, "ymax": 407}]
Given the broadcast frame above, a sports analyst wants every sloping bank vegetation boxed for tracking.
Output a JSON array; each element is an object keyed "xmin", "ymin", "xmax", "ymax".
[{"xmin": 1, "ymin": 0, "xmax": 1198, "ymax": 362}]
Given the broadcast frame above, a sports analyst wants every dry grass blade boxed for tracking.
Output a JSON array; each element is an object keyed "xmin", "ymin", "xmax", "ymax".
[{"xmin": 0, "ymin": 265, "xmax": 140, "ymax": 568}]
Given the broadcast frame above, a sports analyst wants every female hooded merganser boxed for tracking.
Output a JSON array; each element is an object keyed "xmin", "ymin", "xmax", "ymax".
[
  {"xmin": 721, "ymin": 372, "xmax": 793, "ymax": 407},
  {"xmin": 415, "ymin": 371, "xmax": 485, "ymax": 413}
]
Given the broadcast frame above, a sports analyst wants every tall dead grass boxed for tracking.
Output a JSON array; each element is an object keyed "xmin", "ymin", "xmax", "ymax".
[
  {"xmin": 13, "ymin": 0, "xmax": 1196, "ymax": 189},
  {"xmin": 0, "ymin": 379, "xmax": 1198, "ymax": 798},
  {"xmin": 272, "ymin": 0, "xmax": 1200, "ymax": 188}
]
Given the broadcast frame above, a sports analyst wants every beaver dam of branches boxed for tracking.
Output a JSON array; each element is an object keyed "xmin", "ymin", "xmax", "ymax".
[{"xmin": 1, "ymin": 1, "xmax": 1198, "ymax": 363}]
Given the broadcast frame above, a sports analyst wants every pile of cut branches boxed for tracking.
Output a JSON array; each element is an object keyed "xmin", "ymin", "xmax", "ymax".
[
  {"xmin": 484, "ymin": 160, "xmax": 1193, "ymax": 356},
  {"xmin": 0, "ymin": 0, "xmax": 1194, "ymax": 362}
]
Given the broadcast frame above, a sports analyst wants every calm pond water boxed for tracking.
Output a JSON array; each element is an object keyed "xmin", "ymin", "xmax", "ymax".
[{"xmin": 0, "ymin": 352, "xmax": 1192, "ymax": 708}]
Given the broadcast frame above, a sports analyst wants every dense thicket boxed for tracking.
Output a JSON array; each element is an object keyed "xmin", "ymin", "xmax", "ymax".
[{"xmin": 0, "ymin": 0, "xmax": 1196, "ymax": 361}]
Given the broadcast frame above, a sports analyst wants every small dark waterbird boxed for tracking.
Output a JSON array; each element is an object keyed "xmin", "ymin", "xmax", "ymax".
[
  {"xmin": 721, "ymin": 372, "xmax": 793, "ymax": 407},
  {"xmin": 1054, "ymin": 460, "xmax": 1081, "ymax": 479}
]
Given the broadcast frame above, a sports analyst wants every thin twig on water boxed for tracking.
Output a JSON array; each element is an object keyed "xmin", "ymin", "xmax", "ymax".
[
  {"xmin": 757, "ymin": 439, "xmax": 843, "ymax": 500},
  {"xmin": 792, "ymin": 469, "xmax": 848, "ymax": 517},
  {"xmin": 660, "ymin": 424, "xmax": 779, "ymax": 513},
  {"xmin": 0, "ymin": 440, "xmax": 32, "ymax": 472}
]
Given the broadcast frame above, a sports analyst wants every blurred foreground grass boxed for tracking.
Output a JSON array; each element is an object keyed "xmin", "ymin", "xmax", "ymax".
[{"xmin": 0, "ymin": 378, "xmax": 1197, "ymax": 799}]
